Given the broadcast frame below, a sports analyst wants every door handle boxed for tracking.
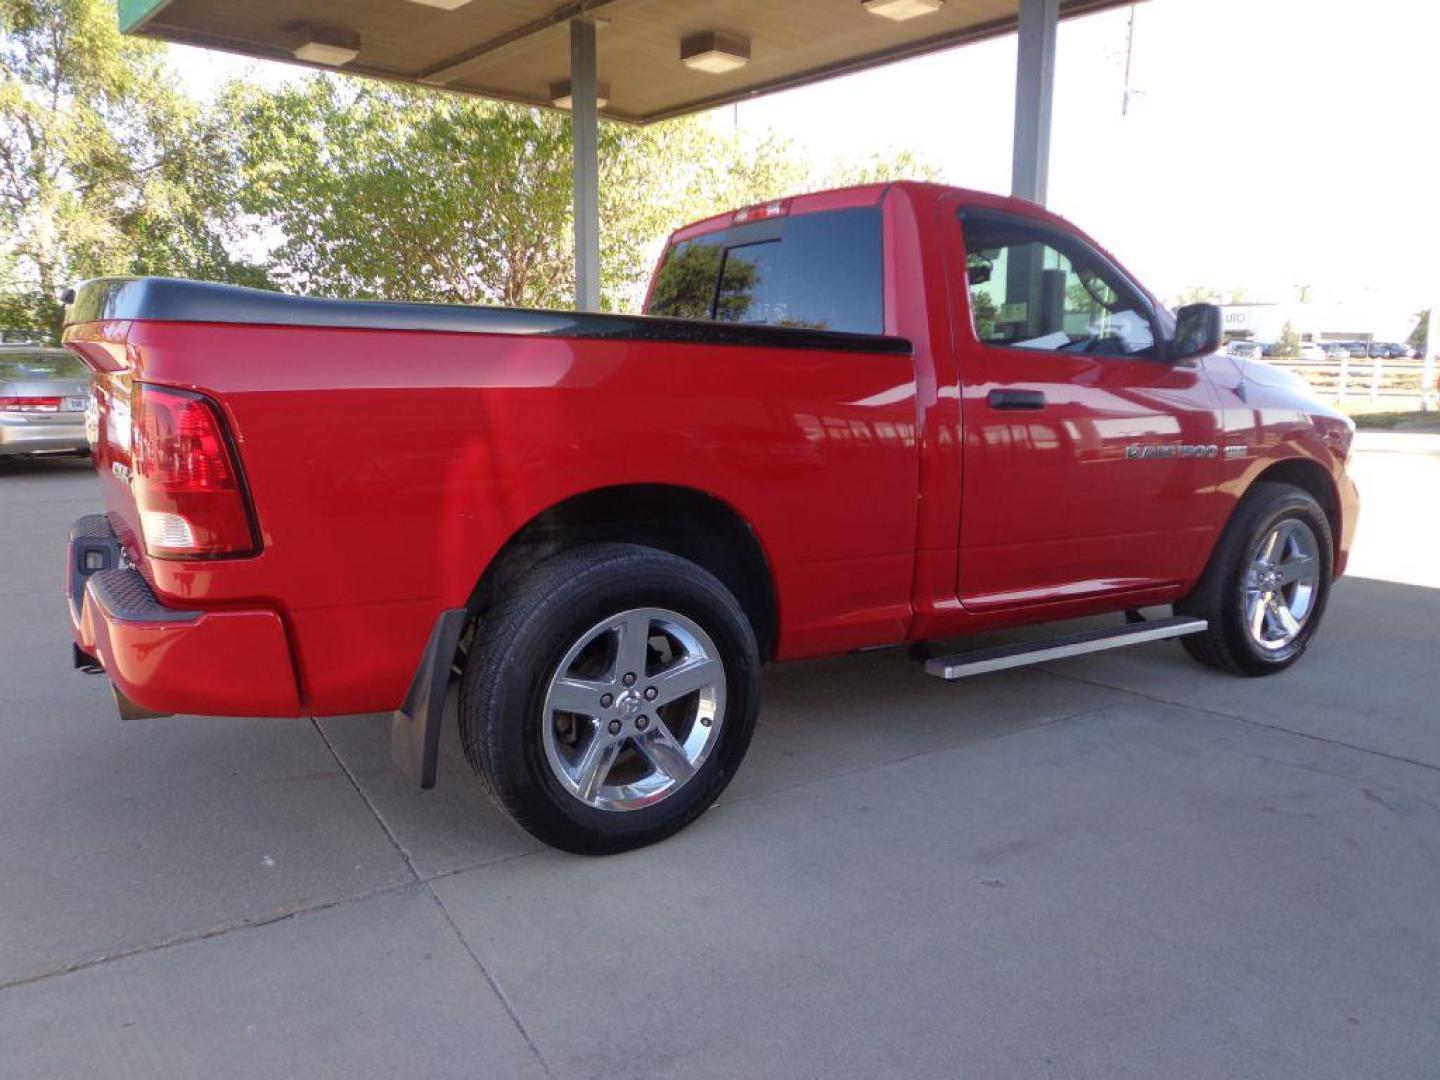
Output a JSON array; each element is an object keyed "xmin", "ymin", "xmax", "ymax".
[{"xmin": 987, "ymin": 389, "xmax": 1047, "ymax": 410}]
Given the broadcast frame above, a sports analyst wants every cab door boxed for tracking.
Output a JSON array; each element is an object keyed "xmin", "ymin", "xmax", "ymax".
[{"xmin": 946, "ymin": 202, "xmax": 1222, "ymax": 611}]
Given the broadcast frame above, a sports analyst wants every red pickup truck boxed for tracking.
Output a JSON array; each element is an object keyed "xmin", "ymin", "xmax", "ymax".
[{"xmin": 62, "ymin": 182, "xmax": 1358, "ymax": 853}]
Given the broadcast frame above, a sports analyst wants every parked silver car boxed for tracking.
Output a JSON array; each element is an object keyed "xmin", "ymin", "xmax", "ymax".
[{"xmin": 0, "ymin": 345, "xmax": 92, "ymax": 457}]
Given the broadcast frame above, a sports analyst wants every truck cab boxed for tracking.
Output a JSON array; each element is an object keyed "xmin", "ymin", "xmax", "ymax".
[{"xmin": 644, "ymin": 183, "xmax": 1355, "ymax": 633}]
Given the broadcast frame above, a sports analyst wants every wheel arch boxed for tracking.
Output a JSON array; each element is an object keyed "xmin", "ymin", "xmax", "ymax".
[
  {"xmin": 1246, "ymin": 457, "xmax": 1342, "ymax": 567},
  {"xmin": 465, "ymin": 484, "xmax": 780, "ymax": 659}
]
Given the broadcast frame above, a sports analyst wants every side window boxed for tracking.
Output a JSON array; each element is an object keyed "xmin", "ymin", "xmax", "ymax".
[
  {"xmin": 961, "ymin": 212, "xmax": 1157, "ymax": 359},
  {"xmin": 647, "ymin": 208, "xmax": 883, "ymax": 335}
]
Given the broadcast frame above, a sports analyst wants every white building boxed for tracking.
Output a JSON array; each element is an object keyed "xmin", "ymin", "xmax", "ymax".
[{"xmin": 1221, "ymin": 300, "xmax": 1416, "ymax": 346}]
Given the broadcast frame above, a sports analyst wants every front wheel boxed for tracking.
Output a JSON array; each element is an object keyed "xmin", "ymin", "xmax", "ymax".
[
  {"xmin": 1178, "ymin": 481, "xmax": 1333, "ymax": 676},
  {"xmin": 459, "ymin": 543, "xmax": 760, "ymax": 854}
]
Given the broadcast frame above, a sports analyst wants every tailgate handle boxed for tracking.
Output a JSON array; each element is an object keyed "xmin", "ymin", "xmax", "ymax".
[{"xmin": 987, "ymin": 388, "xmax": 1047, "ymax": 410}]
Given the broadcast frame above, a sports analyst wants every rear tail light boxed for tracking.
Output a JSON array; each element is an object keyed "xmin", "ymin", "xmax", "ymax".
[
  {"xmin": 0, "ymin": 396, "xmax": 63, "ymax": 413},
  {"xmin": 130, "ymin": 385, "xmax": 259, "ymax": 559}
]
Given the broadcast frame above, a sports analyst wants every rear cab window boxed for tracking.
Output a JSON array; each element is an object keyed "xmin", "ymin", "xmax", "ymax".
[{"xmin": 646, "ymin": 207, "xmax": 884, "ymax": 336}]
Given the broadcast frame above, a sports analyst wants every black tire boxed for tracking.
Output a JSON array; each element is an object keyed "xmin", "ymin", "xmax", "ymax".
[
  {"xmin": 1177, "ymin": 481, "xmax": 1333, "ymax": 676},
  {"xmin": 458, "ymin": 543, "xmax": 760, "ymax": 855}
]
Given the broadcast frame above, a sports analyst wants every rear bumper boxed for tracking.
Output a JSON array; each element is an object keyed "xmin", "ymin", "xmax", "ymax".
[
  {"xmin": 0, "ymin": 416, "xmax": 87, "ymax": 455},
  {"xmin": 67, "ymin": 514, "xmax": 302, "ymax": 717}
]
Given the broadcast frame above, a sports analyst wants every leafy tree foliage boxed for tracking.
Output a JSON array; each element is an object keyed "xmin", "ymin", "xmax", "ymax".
[
  {"xmin": 2, "ymin": 1, "xmax": 938, "ymax": 331},
  {"xmin": 1174, "ymin": 285, "xmax": 1221, "ymax": 306},
  {"xmin": 1173, "ymin": 284, "xmax": 1253, "ymax": 307},
  {"xmin": 970, "ymin": 289, "xmax": 998, "ymax": 339},
  {"xmin": 1409, "ymin": 309, "xmax": 1429, "ymax": 353},
  {"xmin": 0, "ymin": 0, "xmax": 264, "ymax": 340},
  {"xmin": 1273, "ymin": 319, "xmax": 1302, "ymax": 358},
  {"xmin": 225, "ymin": 77, "xmax": 846, "ymax": 312}
]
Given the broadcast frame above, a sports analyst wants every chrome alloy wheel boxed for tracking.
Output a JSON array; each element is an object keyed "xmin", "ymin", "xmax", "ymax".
[
  {"xmin": 1244, "ymin": 518, "xmax": 1321, "ymax": 652},
  {"xmin": 541, "ymin": 608, "xmax": 726, "ymax": 812}
]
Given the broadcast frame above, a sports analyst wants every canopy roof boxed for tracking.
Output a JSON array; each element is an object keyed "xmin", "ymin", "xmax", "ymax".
[{"xmin": 121, "ymin": 0, "xmax": 1127, "ymax": 123}]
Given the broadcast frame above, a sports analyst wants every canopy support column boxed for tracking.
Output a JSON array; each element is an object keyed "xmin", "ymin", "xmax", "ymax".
[
  {"xmin": 1011, "ymin": 0, "xmax": 1058, "ymax": 206},
  {"xmin": 570, "ymin": 17, "xmax": 600, "ymax": 312}
]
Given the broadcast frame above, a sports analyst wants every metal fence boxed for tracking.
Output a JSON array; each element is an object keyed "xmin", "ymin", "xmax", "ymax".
[{"xmin": 1266, "ymin": 355, "xmax": 1433, "ymax": 406}]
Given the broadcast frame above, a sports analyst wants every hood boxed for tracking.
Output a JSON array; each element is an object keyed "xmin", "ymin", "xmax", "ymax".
[
  {"xmin": 1233, "ymin": 357, "xmax": 1354, "ymax": 456},
  {"xmin": 1233, "ymin": 356, "xmax": 1350, "ymax": 422},
  {"xmin": 1233, "ymin": 356, "xmax": 1318, "ymax": 396}
]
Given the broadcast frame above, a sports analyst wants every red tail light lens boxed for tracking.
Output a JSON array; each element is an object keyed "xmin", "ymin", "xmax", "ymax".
[
  {"xmin": 130, "ymin": 385, "xmax": 259, "ymax": 559},
  {"xmin": 0, "ymin": 396, "xmax": 63, "ymax": 413}
]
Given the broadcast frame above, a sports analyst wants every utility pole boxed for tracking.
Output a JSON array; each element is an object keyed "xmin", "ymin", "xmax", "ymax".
[
  {"xmin": 1424, "ymin": 303, "xmax": 1438, "ymax": 412},
  {"xmin": 1121, "ymin": 4, "xmax": 1137, "ymax": 116}
]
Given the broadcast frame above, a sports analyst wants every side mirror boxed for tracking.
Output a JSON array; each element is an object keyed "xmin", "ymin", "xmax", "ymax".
[{"xmin": 1170, "ymin": 303, "xmax": 1223, "ymax": 362}]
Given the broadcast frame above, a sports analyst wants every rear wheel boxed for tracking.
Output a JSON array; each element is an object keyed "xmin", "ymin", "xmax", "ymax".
[
  {"xmin": 1178, "ymin": 482, "xmax": 1333, "ymax": 676},
  {"xmin": 459, "ymin": 543, "xmax": 759, "ymax": 854}
]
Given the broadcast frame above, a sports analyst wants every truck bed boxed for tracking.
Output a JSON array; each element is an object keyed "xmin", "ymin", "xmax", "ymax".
[{"xmin": 62, "ymin": 276, "xmax": 923, "ymax": 717}]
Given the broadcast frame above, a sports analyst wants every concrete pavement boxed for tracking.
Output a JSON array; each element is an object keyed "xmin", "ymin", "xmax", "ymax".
[{"xmin": 1, "ymin": 437, "xmax": 1437, "ymax": 1079}]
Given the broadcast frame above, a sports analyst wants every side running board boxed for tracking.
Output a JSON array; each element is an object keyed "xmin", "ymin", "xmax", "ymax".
[{"xmin": 924, "ymin": 616, "xmax": 1207, "ymax": 680}]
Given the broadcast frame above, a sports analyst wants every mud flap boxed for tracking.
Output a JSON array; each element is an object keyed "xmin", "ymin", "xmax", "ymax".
[{"xmin": 390, "ymin": 608, "xmax": 468, "ymax": 788}]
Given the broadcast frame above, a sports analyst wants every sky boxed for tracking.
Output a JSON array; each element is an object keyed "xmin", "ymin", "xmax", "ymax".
[{"xmin": 166, "ymin": 0, "xmax": 1438, "ymax": 322}]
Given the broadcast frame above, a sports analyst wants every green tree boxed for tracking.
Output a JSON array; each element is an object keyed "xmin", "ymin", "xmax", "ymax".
[
  {"xmin": 1174, "ymin": 285, "xmax": 1221, "ymax": 306},
  {"xmin": 227, "ymin": 79, "xmax": 569, "ymax": 308},
  {"xmin": 1274, "ymin": 319, "xmax": 1301, "ymax": 358},
  {"xmin": 1409, "ymin": 309, "xmax": 1430, "ymax": 353},
  {"xmin": 1172, "ymin": 285, "xmax": 1254, "ymax": 308},
  {"xmin": 828, "ymin": 147, "xmax": 939, "ymax": 186},
  {"xmin": 226, "ymin": 75, "xmax": 935, "ymax": 312},
  {"xmin": 0, "ymin": 0, "xmax": 264, "ymax": 341},
  {"xmin": 3, "ymin": 3, "xmax": 942, "ymax": 329},
  {"xmin": 648, "ymin": 242, "xmax": 761, "ymax": 322},
  {"xmin": 970, "ymin": 289, "xmax": 998, "ymax": 340}
]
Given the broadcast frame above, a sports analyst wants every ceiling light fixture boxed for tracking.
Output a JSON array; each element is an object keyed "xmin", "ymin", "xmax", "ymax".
[
  {"xmin": 404, "ymin": 0, "xmax": 474, "ymax": 8},
  {"xmin": 680, "ymin": 31, "xmax": 750, "ymax": 74},
  {"xmin": 861, "ymin": 0, "xmax": 945, "ymax": 21},
  {"xmin": 290, "ymin": 24, "xmax": 361, "ymax": 66},
  {"xmin": 550, "ymin": 80, "xmax": 611, "ymax": 110}
]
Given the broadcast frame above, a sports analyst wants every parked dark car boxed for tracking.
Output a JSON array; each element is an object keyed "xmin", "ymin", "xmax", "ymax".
[{"xmin": 1367, "ymin": 343, "xmax": 1400, "ymax": 359}]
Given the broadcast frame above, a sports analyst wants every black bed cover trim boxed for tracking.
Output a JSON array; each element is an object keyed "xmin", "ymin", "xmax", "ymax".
[{"xmin": 63, "ymin": 277, "xmax": 913, "ymax": 356}]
